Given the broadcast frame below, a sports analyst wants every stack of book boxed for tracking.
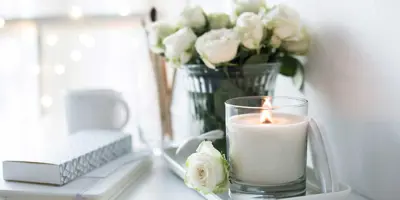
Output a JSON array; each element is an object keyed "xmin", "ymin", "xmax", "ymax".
[{"xmin": 1, "ymin": 130, "xmax": 152, "ymax": 200}]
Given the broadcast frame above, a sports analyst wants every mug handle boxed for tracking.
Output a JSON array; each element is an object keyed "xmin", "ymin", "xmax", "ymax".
[{"xmin": 114, "ymin": 96, "xmax": 130, "ymax": 130}]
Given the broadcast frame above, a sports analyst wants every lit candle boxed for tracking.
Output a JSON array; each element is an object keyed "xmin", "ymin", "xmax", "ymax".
[{"xmin": 227, "ymin": 98, "xmax": 308, "ymax": 185}]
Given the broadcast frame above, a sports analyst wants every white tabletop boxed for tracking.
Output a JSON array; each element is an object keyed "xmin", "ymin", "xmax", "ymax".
[
  {"xmin": 0, "ymin": 156, "xmax": 368, "ymax": 200},
  {"xmin": 116, "ymin": 156, "xmax": 204, "ymax": 200},
  {"xmin": 114, "ymin": 156, "xmax": 368, "ymax": 200}
]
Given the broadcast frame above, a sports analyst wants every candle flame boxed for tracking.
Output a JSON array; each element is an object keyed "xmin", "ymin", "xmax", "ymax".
[{"xmin": 260, "ymin": 97, "xmax": 273, "ymax": 124}]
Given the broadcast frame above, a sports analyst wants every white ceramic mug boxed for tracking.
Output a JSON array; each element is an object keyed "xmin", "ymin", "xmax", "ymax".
[{"xmin": 65, "ymin": 89, "xmax": 130, "ymax": 133}]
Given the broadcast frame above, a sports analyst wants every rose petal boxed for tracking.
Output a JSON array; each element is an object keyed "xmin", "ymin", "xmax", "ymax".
[
  {"xmin": 196, "ymin": 141, "xmax": 222, "ymax": 158},
  {"xmin": 195, "ymin": 29, "xmax": 240, "ymax": 68}
]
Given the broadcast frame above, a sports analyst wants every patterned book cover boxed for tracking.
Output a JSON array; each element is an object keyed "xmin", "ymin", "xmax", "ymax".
[{"xmin": 3, "ymin": 130, "xmax": 132, "ymax": 185}]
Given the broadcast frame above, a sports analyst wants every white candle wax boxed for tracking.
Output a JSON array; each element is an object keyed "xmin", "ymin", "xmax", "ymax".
[{"xmin": 227, "ymin": 113, "xmax": 308, "ymax": 185}]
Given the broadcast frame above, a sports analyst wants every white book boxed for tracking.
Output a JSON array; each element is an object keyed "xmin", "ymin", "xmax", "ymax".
[
  {"xmin": 0, "ymin": 152, "xmax": 152, "ymax": 200},
  {"xmin": 3, "ymin": 130, "xmax": 132, "ymax": 185}
]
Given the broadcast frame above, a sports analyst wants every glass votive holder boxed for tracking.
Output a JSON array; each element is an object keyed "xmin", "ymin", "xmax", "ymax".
[{"xmin": 225, "ymin": 96, "xmax": 309, "ymax": 199}]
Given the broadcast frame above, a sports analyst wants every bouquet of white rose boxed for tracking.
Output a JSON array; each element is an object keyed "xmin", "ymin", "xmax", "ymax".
[{"xmin": 148, "ymin": 0, "xmax": 309, "ymax": 79}]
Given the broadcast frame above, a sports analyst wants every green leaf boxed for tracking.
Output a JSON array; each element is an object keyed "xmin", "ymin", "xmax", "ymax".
[
  {"xmin": 219, "ymin": 62, "xmax": 239, "ymax": 67},
  {"xmin": 292, "ymin": 63, "xmax": 305, "ymax": 91},
  {"xmin": 237, "ymin": 47, "xmax": 251, "ymax": 65},
  {"xmin": 213, "ymin": 154, "xmax": 230, "ymax": 194},
  {"xmin": 279, "ymin": 55, "xmax": 300, "ymax": 77},
  {"xmin": 213, "ymin": 80, "xmax": 246, "ymax": 121},
  {"xmin": 279, "ymin": 55, "xmax": 305, "ymax": 90},
  {"xmin": 244, "ymin": 54, "xmax": 270, "ymax": 65}
]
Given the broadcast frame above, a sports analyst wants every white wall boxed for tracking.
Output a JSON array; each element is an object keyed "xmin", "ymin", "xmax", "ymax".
[
  {"xmin": 0, "ymin": 22, "xmax": 39, "ymax": 130},
  {"xmin": 277, "ymin": 1, "xmax": 400, "ymax": 199}
]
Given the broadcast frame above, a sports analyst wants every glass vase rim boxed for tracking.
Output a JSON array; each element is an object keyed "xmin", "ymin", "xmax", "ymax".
[
  {"xmin": 225, "ymin": 96, "xmax": 308, "ymax": 110},
  {"xmin": 183, "ymin": 62, "xmax": 281, "ymax": 68}
]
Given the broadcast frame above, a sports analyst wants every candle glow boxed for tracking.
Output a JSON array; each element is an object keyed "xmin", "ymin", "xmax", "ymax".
[
  {"xmin": 260, "ymin": 97, "xmax": 273, "ymax": 124},
  {"xmin": 227, "ymin": 96, "xmax": 309, "ymax": 190}
]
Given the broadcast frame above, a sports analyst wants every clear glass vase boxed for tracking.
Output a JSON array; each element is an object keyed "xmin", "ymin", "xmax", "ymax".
[{"xmin": 170, "ymin": 63, "xmax": 280, "ymax": 153}]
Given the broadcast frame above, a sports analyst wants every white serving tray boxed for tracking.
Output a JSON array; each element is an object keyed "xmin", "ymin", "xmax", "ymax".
[{"xmin": 163, "ymin": 147, "xmax": 351, "ymax": 200}]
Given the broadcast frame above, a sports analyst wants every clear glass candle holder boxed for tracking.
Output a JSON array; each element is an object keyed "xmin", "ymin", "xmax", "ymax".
[{"xmin": 225, "ymin": 96, "xmax": 309, "ymax": 199}]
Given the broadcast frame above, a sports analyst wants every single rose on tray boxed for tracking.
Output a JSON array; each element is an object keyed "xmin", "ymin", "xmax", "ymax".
[{"xmin": 184, "ymin": 141, "xmax": 229, "ymax": 194}]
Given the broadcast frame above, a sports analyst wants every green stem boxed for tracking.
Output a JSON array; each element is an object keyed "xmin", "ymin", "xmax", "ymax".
[{"xmin": 221, "ymin": 63, "xmax": 239, "ymax": 67}]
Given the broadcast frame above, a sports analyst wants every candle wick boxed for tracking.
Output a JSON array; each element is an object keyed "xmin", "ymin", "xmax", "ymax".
[{"xmin": 262, "ymin": 119, "xmax": 272, "ymax": 124}]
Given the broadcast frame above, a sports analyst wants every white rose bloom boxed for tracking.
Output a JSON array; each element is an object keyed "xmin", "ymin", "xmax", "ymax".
[
  {"xmin": 270, "ymin": 35, "xmax": 281, "ymax": 48},
  {"xmin": 163, "ymin": 27, "xmax": 197, "ymax": 68},
  {"xmin": 234, "ymin": 0, "xmax": 266, "ymax": 17},
  {"xmin": 235, "ymin": 12, "xmax": 264, "ymax": 50},
  {"xmin": 282, "ymin": 27, "xmax": 310, "ymax": 54},
  {"xmin": 195, "ymin": 29, "xmax": 240, "ymax": 69},
  {"xmin": 179, "ymin": 5, "xmax": 206, "ymax": 32},
  {"xmin": 263, "ymin": 4, "xmax": 309, "ymax": 54},
  {"xmin": 207, "ymin": 13, "xmax": 231, "ymax": 29},
  {"xmin": 262, "ymin": 4, "xmax": 301, "ymax": 27},
  {"xmin": 185, "ymin": 141, "xmax": 229, "ymax": 194},
  {"xmin": 148, "ymin": 21, "xmax": 176, "ymax": 54}
]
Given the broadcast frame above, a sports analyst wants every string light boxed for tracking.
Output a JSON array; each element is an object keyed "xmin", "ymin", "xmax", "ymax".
[
  {"xmin": 41, "ymin": 95, "xmax": 53, "ymax": 108},
  {"xmin": 118, "ymin": 7, "xmax": 131, "ymax": 16},
  {"xmin": 79, "ymin": 34, "xmax": 95, "ymax": 48},
  {"xmin": 69, "ymin": 6, "xmax": 83, "ymax": 20},
  {"xmin": 70, "ymin": 50, "xmax": 82, "ymax": 61},
  {"xmin": 0, "ymin": 18, "xmax": 5, "ymax": 28},
  {"xmin": 54, "ymin": 64, "xmax": 65, "ymax": 75},
  {"xmin": 45, "ymin": 34, "xmax": 58, "ymax": 46}
]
